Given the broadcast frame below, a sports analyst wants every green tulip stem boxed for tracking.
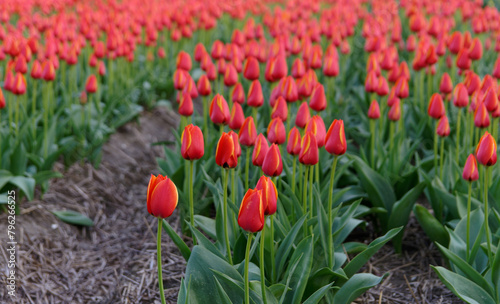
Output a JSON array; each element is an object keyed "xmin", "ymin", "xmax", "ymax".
[
  {"xmin": 7, "ymin": 94, "xmax": 13, "ymax": 135},
  {"xmin": 252, "ymin": 107, "xmax": 258, "ymax": 123},
  {"xmin": 434, "ymin": 125, "xmax": 438, "ymax": 178},
  {"xmin": 484, "ymin": 167, "xmax": 493, "ymax": 266},
  {"xmin": 259, "ymin": 222, "xmax": 268, "ymax": 304},
  {"xmin": 32, "ymin": 80, "xmax": 37, "ymax": 137},
  {"xmin": 328, "ymin": 155, "xmax": 339, "ymax": 269},
  {"xmin": 223, "ymin": 169, "xmax": 233, "ymax": 264},
  {"xmin": 220, "ymin": 124, "xmax": 224, "ymax": 137},
  {"xmin": 270, "ymin": 213, "xmax": 276, "ymax": 283},
  {"xmin": 244, "ymin": 233, "xmax": 253, "ymax": 304},
  {"xmin": 456, "ymin": 109, "xmax": 462, "ymax": 166},
  {"xmin": 245, "ymin": 146, "xmax": 250, "ymax": 189},
  {"xmin": 157, "ymin": 219, "xmax": 166, "ymax": 304},
  {"xmin": 315, "ymin": 162, "xmax": 320, "ymax": 187},
  {"xmin": 389, "ymin": 122, "xmax": 395, "ymax": 171},
  {"xmin": 439, "ymin": 136, "xmax": 445, "ymax": 180},
  {"xmin": 466, "ymin": 182, "xmax": 472, "ymax": 262},
  {"xmin": 369, "ymin": 119, "xmax": 375, "ymax": 169},
  {"xmin": 302, "ymin": 165, "xmax": 309, "ymax": 237},
  {"xmin": 203, "ymin": 96, "xmax": 208, "ymax": 139},
  {"xmin": 308, "ymin": 165, "xmax": 314, "ymax": 235},
  {"xmin": 189, "ymin": 160, "xmax": 196, "ymax": 245},
  {"xmin": 15, "ymin": 95, "xmax": 19, "ymax": 137},
  {"xmin": 291, "ymin": 156, "xmax": 297, "ymax": 217}
]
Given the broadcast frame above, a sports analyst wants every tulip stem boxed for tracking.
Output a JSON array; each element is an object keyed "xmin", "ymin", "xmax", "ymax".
[
  {"xmin": 252, "ymin": 107, "xmax": 258, "ymax": 123},
  {"xmin": 189, "ymin": 160, "xmax": 196, "ymax": 245},
  {"xmin": 15, "ymin": 95, "xmax": 19, "ymax": 137},
  {"xmin": 308, "ymin": 166, "xmax": 314, "ymax": 235},
  {"xmin": 244, "ymin": 233, "xmax": 253, "ymax": 304},
  {"xmin": 203, "ymin": 96, "xmax": 208, "ymax": 140},
  {"xmin": 291, "ymin": 156, "xmax": 296, "ymax": 214},
  {"xmin": 32, "ymin": 80, "xmax": 37, "ymax": 138},
  {"xmin": 157, "ymin": 219, "xmax": 166, "ymax": 304},
  {"xmin": 8, "ymin": 94, "xmax": 13, "ymax": 135},
  {"xmin": 466, "ymin": 182, "xmax": 472, "ymax": 262},
  {"xmin": 369, "ymin": 119, "xmax": 375, "ymax": 169},
  {"xmin": 223, "ymin": 169, "xmax": 233, "ymax": 264},
  {"xmin": 260, "ymin": 222, "xmax": 268, "ymax": 304},
  {"xmin": 245, "ymin": 146, "xmax": 250, "ymax": 189},
  {"xmin": 439, "ymin": 136, "xmax": 445, "ymax": 180},
  {"xmin": 456, "ymin": 109, "xmax": 462, "ymax": 167},
  {"xmin": 389, "ymin": 122, "xmax": 395, "ymax": 171},
  {"xmin": 270, "ymin": 214, "xmax": 276, "ymax": 283},
  {"xmin": 302, "ymin": 165, "xmax": 309, "ymax": 237},
  {"xmin": 328, "ymin": 155, "xmax": 339, "ymax": 269},
  {"xmin": 484, "ymin": 167, "xmax": 493, "ymax": 267},
  {"xmin": 434, "ymin": 125, "xmax": 438, "ymax": 178}
]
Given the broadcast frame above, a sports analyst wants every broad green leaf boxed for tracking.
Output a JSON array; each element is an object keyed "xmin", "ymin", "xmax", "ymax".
[
  {"xmin": 275, "ymin": 215, "xmax": 307, "ymax": 279},
  {"xmin": 194, "ymin": 215, "xmax": 216, "ymax": 239},
  {"xmin": 302, "ymin": 283, "xmax": 335, "ymax": 304},
  {"xmin": 163, "ymin": 220, "xmax": 191, "ymax": 261},
  {"xmin": 211, "ymin": 269, "xmax": 262, "ymax": 304},
  {"xmin": 269, "ymin": 284, "xmax": 289, "ymax": 299},
  {"xmin": 9, "ymin": 176, "xmax": 35, "ymax": 201},
  {"xmin": 432, "ymin": 266, "xmax": 496, "ymax": 304},
  {"xmin": 413, "ymin": 204, "xmax": 449, "ymax": 246},
  {"xmin": 282, "ymin": 236, "xmax": 314, "ymax": 304},
  {"xmin": 52, "ymin": 210, "xmax": 93, "ymax": 226},
  {"xmin": 332, "ymin": 273, "xmax": 386, "ymax": 304},
  {"xmin": 0, "ymin": 170, "xmax": 13, "ymax": 190},
  {"xmin": 213, "ymin": 277, "xmax": 234, "ymax": 304}
]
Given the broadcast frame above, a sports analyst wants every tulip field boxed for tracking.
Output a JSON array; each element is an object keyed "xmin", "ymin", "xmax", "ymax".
[{"xmin": 2, "ymin": 0, "xmax": 500, "ymax": 303}]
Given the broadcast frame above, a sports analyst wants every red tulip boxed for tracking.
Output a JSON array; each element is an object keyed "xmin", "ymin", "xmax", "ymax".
[
  {"xmin": 428, "ymin": 93, "xmax": 445, "ymax": 119},
  {"xmin": 181, "ymin": 124, "xmax": 204, "ymax": 160},
  {"xmin": 482, "ymin": 88, "xmax": 498, "ymax": 112},
  {"xmin": 456, "ymin": 48, "xmax": 471, "ymax": 70},
  {"xmin": 468, "ymin": 38, "xmax": 482, "ymax": 61},
  {"xmin": 436, "ymin": 116, "xmax": 450, "ymax": 137},
  {"xmin": 232, "ymin": 83, "xmax": 245, "ymax": 104},
  {"xmin": 229, "ymin": 131, "xmax": 242, "ymax": 157},
  {"xmin": 237, "ymin": 188, "xmax": 264, "ymax": 233},
  {"xmin": 176, "ymin": 51, "xmax": 192, "ymax": 71},
  {"xmin": 368, "ymin": 100, "xmax": 380, "ymax": 119},
  {"xmin": 229, "ymin": 103, "xmax": 245, "ymax": 130},
  {"xmin": 296, "ymin": 102, "xmax": 311, "ymax": 128},
  {"xmin": 475, "ymin": 132, "xmax": 497, "ymax": 166},
  {"xmin": 210, "ymin": 94, "xmax": 230, "ymax": 125},
  {"xmin": 309, "ymin": 83, "xmax": 326, "ymax": 112},
  {"xmin": 474, "ymin": 102, "xmax": 490, "ymax": 128},
  {"xmin": 452, "ymin": 83, "xmax": 469, "ymax": 108},
  {"xmin": 194, "ymin": 43, "xmax": 207, "ymax": 62},
  {"xmin": 42, "ymin": 60, "xmax": 56, "ymax": 81},
  {"xmin": 271, "ymin": 96, "xmax": 288, "ymax": 121},
  {"xmin": 291, "ymin": 58, "xmax": 306, "ymax": 79},
  {"xmin": 85, "ymin": 75, "xmax": 97, "ymax": 94},
  {"xmin": 243, "ymin": 56, "xmax": 260, "ymax": 81},
  {"xmin": 247, "ymin": 80, "xmax": 264, "ymax": 108},
  {"xmin": 252, "ymin": 134, "xmax": 269, "ymax": 167},
  {"xmin": 325, "ymin": 119, "xmax": 347, "ymax": 156},
  {"xmin": 286, "ymin": 127, "xmax": 301, "ymax": 156},
  {"xmin": 376, "ymin": 76, "xmax": 389, "ymax": 97},
  {"xmin": 158, "ymin": 47, "xmax": 166, "ymax": 59},
  {"xmin": 464, "ymin": 71, "xmax": 481, "ymax": 95},
  {"xmin": 395, "ymin": 76, "xmax": 409, "ymax": 99},
  {"xmin": 448, "ymin": 31, "xmax": 463, "ymax": 54},
  {"xmin": 216, "ymin": 132, "xmax": 238, "ymax": 168},
  {"xmin": 281, "ymin": 76, "xmax": 299, "ymax": 103},
  {"xmin": 323, "ymin": 55, "xmax": 339, "ymax": 77},
  {"xmin": 262, "ymin": 144, "xmax": 283, "ymax": 177},
  {"xmin": 299, "ymin": 131, "xmax": 319, "ymax": 165},
  {"xmin": 147, "ymin": 174, "xmax": 178, "ymax": 219},
  {"xmin": 462, "ymin": 154, "xmax": 479, "ymax": 182},
  {"xmin": 173, "ymin": 69, "xmax": 188, "ymax": 90},
  {"xmin": 197, "ymin": 75, "xmax": 212, "ymax": 96},
  {"xmin": 255, "ymin": 176, "xmax": 278, "ymax": 215},
  {"xmin": 267, "ymin": 117, "xmax": 286, "ymax": 145},
  {"xmin": 439, "ymin": 73, "xmax": 453, "ymax": 95},
  {"xmin": 0, "ymin": 88, "xmax": 5, "ymax": 109},
  {"xmin": 365, "ymin": 70, "xmax": 378, "ymax": 93},
  {"xmin": 388, "ymin": 99, "xmax": 401, "ymax": 121},
  {"xmin": 305, "ymin": 115, "xmax": 326, "ymax": 148},
  {"xmin": 239, "ymin": 117, "xmax": 257, "ymax": 147}
]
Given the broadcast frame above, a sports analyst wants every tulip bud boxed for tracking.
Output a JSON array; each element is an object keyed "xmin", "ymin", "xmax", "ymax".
[
  {"xmin": 462, "ymin": 154, "xmax": 479, "ymax": 182},
  {"xmin": 229, "ymin": 103, "xmax": 245, "ymax": 130},
  {"xmin": 286, "ymin": 127, "xmax": 301, "ymax": 156},
  {"xmin": 282, "ymin": 76, "xmax": 299, "ymax": 103},
  {"xmin": 14, "ymin": 54, "xmax": 27, "ymax": 74},
  {"xmin": 252, "ymin": 134, "xmax": 269, "ymax": 167},
  {"xmin": 452, "ymin": 83, "xmax": 469, "ymax": 108},
  {"xmin": 247, "ymin": 80, "xmax": 264, "ymax": 108},
  {"xmin": 448, "ymin": 31, "xmax": 463, "ymax": 55},
  {"xmin": 395, "ymin": 76, "xmax": 409, "ymax": 99},
  {"xmin": 291, "ymin": 58, "xmax": 306, "ymax": 79},
  {"xmin": 229, "ymin": 131, "xmax": 242, "ymax": 157},
  {"xmin": 439, "ymin": 73, "xmax": 453, "ymax": 95},
  {"xmin": 194, "ymin": 43, "xmax": 206, "ymax": 62},
  {"xmin": 376, "ymin": 76, "xmax": 389, "ymax": 96},
  {"xmin": 85, "ymin": 75, "xmax": 98, "ymax": 94},
  {"xmin": 475, "ymin": 132, "xmax": 497, "ymax": 166},
  {"xmin": 12, "ymin": 72, "xmax": 26, "ymax": 95},
  {"xmin": 224, "ymin": 64, "xmax": 238, "ymax": 87},
  {"xmin": 216, "ymin": 132, "xmax": 238, "ymax": 168},
  {"xmin": 178, "ymin": 91, "xmax": 193, "ymax": 117},
  {"xmin": 239, "ymin": 117, "xmax": 257, "ymax": 147},
  {"xmin": 365, "ymin": 70, "xmax": 378, "ymax": 93},
  {"xmin": 428, "ymin": 93, "xmax": 445, "ymax": 119},
  {"xmin": 176, "ymin": 51, "xmax": 192, "ymax": 71},
  {"xmin": 296, "ymin": 102, "xmax": 311, "ymax": 128},
  {"xmin": 30, "ymin": 60, "xmax": 42, "ymax": 79},
  {"xmin": 173, "ymin": 69, "xmax": 188, "ymax": 91},
  {"xmin": 456, "ymin": 48, "xmax": 471, "ymax": 70},
  {"xmin": 388, "ymin": 99, "xmax": 401, "ymax": 121},
  {"xmin": 211, "ymin": 40, "xmax": 224, "ymax": 60},
  {"xmin": 482, "ymin": 88, "xmax": 498, "ymax": 112},
  {"xmin": 436, "ymin": 116, "xmax": 450, "ymax": 137},
  {"xmin": 299, "ymin": 131, "xmax": 319, "ymax": 165},
  {"xmin": 237, "ymin": 188, "xmax": 264, "ymax": 233},
  {"xmin": 271, "ymin": 96, "xmax": 288, "ymax": 121},
  {"xmin": 210, "ymin": 94, "xmax": 230, "ymax": 125},
  {"xmin": 158, "ymin": 47, "xmax": 166, "ymax": 59},
  {"xmin": 305, "ymin": 115, "xmax": 326, "ymax": 148},
  {"xmin": 255, "ymin": 176, "xmax": 278, "ymax": 215},
  {"xmin": 181, "ymin": 124, "xmax": 204, "ymax": 160},
  {"xmin": 41, "ymin": 60, "xmax": 56, "ymax": 81},
  {"xmin": 147, "ymin": 174, "xmax": 178, "ymax": 218},
  {"xmin": 197, "ymin": 74, "xmax": 212, "ymax": 96},
  {"xmin": 243, "ymin": 56, "xmax": 260, "ymax": 81},
  {"xmin": 325, "ymin": 119, "xmax": 347, "ymax": 156},
  {"xmin": 309, "ymin": 83, "xmax": 326, "ymax": 112},
  {"xmin": 368, "ymin": 100, "xmax": 380, "ymax": 119},
  {"xmin": 267, "ymin": 117, "xmax": 286, "ymax": 145},
  {"xmin": 323, "ymin": 55, "xmax": 339, "ymax": 77},
  {"xmin": 474, "ymin": 102, "xmax": 490, "ymax": 128},
  {"xmin": 262, "ymin": 144, "xmax": 283, "ymax": 177},
  {"xmin": 468, "ymin": 38, "xmax": 482, "ymax": 61}
]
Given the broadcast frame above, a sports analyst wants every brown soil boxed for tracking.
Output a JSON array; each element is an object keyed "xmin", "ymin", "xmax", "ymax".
[{"xmin": 0, "ymin": 106, "xmax": 461, "ymax": 304}]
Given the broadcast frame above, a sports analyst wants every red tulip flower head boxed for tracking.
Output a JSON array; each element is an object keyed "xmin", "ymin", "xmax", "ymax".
[
  {"xmin": 436, "ymin": 116, "xmax": 450, "ymax": 137},
  {"xmin": 12, "ymin": 72, "xmax": 27, "ymax": 95},
  {"xmin": 439, "ymin": 73, "xmax": 453, "ymax": 95},
  {"xmin": 252, "ymin": 134, "xmax": 269, "ymax": 167},
  {"xmin": 147, "ymin": 174, "xmax": 178, "ymax": 218},
  {"xmin": 262, "ymin": 144, "xmax": 283, "ymax": 177},
  {"xmin": 452, "ymin": 83, "xmax": 469, "ymax": 107},
  {"xmin": 462, "ymin": 154, "xmax": 479, "ymax": 182},
  {"xmin": 271, "ymin": 96, "xmax": 288, "ymax": 121},
  {"xmin": 299, "ymin": 131, "xmax": 319, "ymax": 165},
  {"xmin": 247, "ymin": 80, "xmax": 264, "ymax": 108},
  {"xmin": 428, "ymin": 93, "xmax": 445, "ymax": 119},
  {"xmin": 309, "ymin": 83, "xmax": 326, "ymax": 112},
  {"xmin": 178, "ymin": 91, "xmax": 193, "ymax": 116},
  {"xmin": 296, "ymin": 102, "xmax": 311, "ymax": 128},
  {"xmin": 286, "ymin": 127, "xmax": 301, "ymax": 156},
  {"xmin": 197, "ymin": 75, "xmax": 212, "ymax": 96},
  {"xmin": 388, "ymin": 99, "xmax": 401, "ymax": 121},
  {"xmin": 475, "ymin": 132, "xmax": 497, "ymax": 166},
  {"xmin": 243, "ymin": 56, "xmax": 260, "ymax": 81},
  {"xmin": 232, "ymin": 83, "xmax": 245, "ymax": 104},
  {"xmin": 181, "ymin": 124, "xmax": 204, "ymax": 160},
  {"xmin": 210, "ymin": 94, "xmax": 230, "ymax": 125},
  {"xmin": 216, "ymin": 132, "xmax": 238, "ymax": 168},
  {"xmin": 176, "ymin": 51, "xmax": 192, "ymax": 71},
  {"xmin": 325, "ymin": 119, "xmax": 347, "ymax": 156},
  {"xmin": 267, "ymin": 117, "xmax": 286, "ymax": 145},
  {"xmin": 238, "ymin": 188, "xmax": 264, "ymax": 233},
  {"xmin": 368, "ymin": 100, "xmax": 380, "ymax": 119},
  {"xmin": 229, "ymin": 103, "xmax": 245, "ymax": 130},
  {"xmin": 305, "ymin": 115, "xmax": 326, "ymax": 148},
  {"xmin": 239, "ymin": 117, "xmax": 257, "ymax": 147},
  {"xmin": 255, "ymin": 176, "xmax": 278, "ymax": 215},
  {"xmin": 85, "ymin": 75, "xmax": 98, "ymax": 94}
]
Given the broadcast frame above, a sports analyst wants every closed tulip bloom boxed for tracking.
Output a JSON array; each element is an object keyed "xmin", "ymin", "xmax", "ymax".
[
  {"xmin": 448, "ymin": 31, "xmax": 463, "ymax": 54},
  {"xmin": 12, "ymin": 72, "xmax": 26, "ymax": 95},
  {"xmin": 243, "ymin": 56, "xmax": 260, "ymax": 81},
  {"xmin": 173, "ymin": 69, "xmax": 188, "ymax": 90},
  {"xmin": 462, "ymin": 154, "xmax": 479, "ymax": 181},
  {"xmin": 440, "ymin": 73, "xmax": 453, "ymax": 95},
  {"xmin": 309, "ymin": 83, "xmax": 326, "ymax": 112},
  {"xmin": 252, "ymin": 134, "xmax": 269, "ymax": 167},
  {"xmin": 216, "ymin": 132, "xmax": 238, "ymax": 168},
  {"xmin": 247, "ymin": 80, "xmax": 264, "ymax": 108},
  {"xmin": 308, "ymin": 45, "xmax": 323, "ymax": 69},
  {"xmin": 368, "ymin": 100, "xmax": 380, "ymax": 119},
  {"xmin": 482, "ymin": 88, "xmax": 498, "ymax": 112},
  {"xmin": 229, "ymin": 131, "xmax": 242, "ymax": 157},
  {"xmin": 181, "ymin": 124, "xmax": 204, "ymax": 160},
  {"xmin": 229, "ymin": 103, "xmax": 245, "ymax": 130},
  {"xmin": 298, "ymin": 74, "xmax": 314, "ymax": 99},
  {"xmin": 30, "ymin": 60, "xmax": 42, "ymax": 79},
  {"xmin": 468, "ymin": 38, "xmax": 482, "ymax": 61},
  {"xmin": 239, "ymin": 117, "xmax": 257, "ymax": 147},
  {"xmin": 323, "ymin": 55, "xmax": 339, "ymax": 77},
  {"xmin": 267, "ymin": 117, "xmax": 286, "ymax": 145},
  {"xmin": 15, "ymin": 55, "xmax": 27, "ymax": 74},
  {"xmin": 179, "ymin": 91, "xmax": 193, "ymax": 116},
  {"xmin": 452, "ymin": 84, "xmax": 469, "ymax": 107},
  {"xmin": 305, "ymin": 115, "xmax": 326, "ymax": 148},
  {"xmin": 428, "ymin": 93, "xmax": 445, "ymax": 119},
  {"xmin": 456, "ymin": 48, "xmax": 471, "ymax": 70},
  {"xmin": 475, "ymin": 132, "xmax": 497, "ymax": 166},
  {"xmin": 85, "ymin": 75, "xmax": 98, "ymax": 94},
  {"xmin": 210, "ymin": 94, "xmax": 230, "ymax": 125},
  {"xmin": 464, "ymin": 71, "xmax": 481, "ymax": 95},
  {"xmin": 147, "ymin": 174, "xmax": 178, "ymax": 218},
  {"xmin": 262, "ymin": 144, "xmax": 283, "ymax": 177},
  {"xmin": 395, "ymin": 76, "xmax": 409, "ymax": 99},
  {"xmin": 4, "ymin": 70, "xmax": 14, "ymax": 92},
  {"xmin": 271, "ymin": 53, "xmax": 287, "ymax": 81},
  {"xmin": 255, "ymin": 176, "xmax": 278, "ymax": 215},
  {"xmin": 211, "ymin": 40, "xmax": 225, "ymax": 60},
  {"xmin": 224, "ymin": 64, "xmax": 238, "ymax": 87},
  {"xmin": 217, "ymin": 59, "xmax": 227, "ymax": 76},
  {"xmin": 291, "ymin": 58, "xmax": 306, "ymax": 79},
  {"xmin": 388, "ymin": 99, "xmax": 401, "ymax": 121},
  {"xmin": 158, "ymin": 47, "xmax": 166, "ymax": 59},
  {"xmin": 474, "ymin": 102, "xmax": 490, "ymax": 128},
  {"xmin": 365, "ymin": 70, "xmax": 378, "ymax": 93},
  {"xmin": 238, "ymin": 188, "xmax": 264, "ymax": 233},
  {"xmin": 287, "ymin": 127, "xmax": 302, "ymax": 155},
  {"xmin": 282, "ymin": 76, "xmax": 299, "ymax": 103},
  {"xmin": 271, "ymin": 96, "xmax": 288, "ymax": 121},
  {"xmin": 194, "ymin": 43, "xmax": 207, "ymax": 62},
  {"xmin": 296, "ymin": 102, "xmax": 311, "ymax": 128},
  {"xmin": 376, "ymin": 76, "xmax": 389, "ymax": 97},
  {"xmin": 387, "ymin": 86, "xmax": 400, "ymax": 107},
  {"xmin": 197, "ymin": 74, "xmax": 211, "ymax": 96},
  {"xmin": 299, "ymin": 131, "xmax": 319, "ymax": 165},
  {"xmin": 176, "ymin": 51, "xmax": 192, "ymax": 71},
  {"xmin": 42, "ymin": 60, "xmax": 56, "ymax": 81},
  {"xmin": 436, "ymin": 116, "xmax": 450, "ymax": 137},
  {"xmin": 325, "ymin": 119, "xmax": 347, "ymax": 155},
  {"xmin": 232, "ymin": 83, "xmax": 245, "ymax": 104}
]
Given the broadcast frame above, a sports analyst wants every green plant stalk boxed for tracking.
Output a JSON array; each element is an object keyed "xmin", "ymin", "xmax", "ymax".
[
  {"xmin": 8, "ymin": 94, "xmax": 13, "ymax": 134},
  {"xmin": 252, "ymin": 107, "xmax": 258, "ymax": 123},
  {"xmin": 203, "ymin": 96, "xmax": 208, "ymax": 139},
  {"xmin": 291, "ymin": 155, "xmax": 296, "ymax": 199},
  {"xmin": 302, "ymin": 165, "xmax": 309, "ymax": 237},
  {"xmin": 244, "ymin": 233, "xmax": 253, "ymax": 304},
  {"xmin": 157, "ymin": 219, "xmax": 166, "ymax": 304},
  {"xmin": 427, "ymin": 73, "xmax": 433, "ymax": 99},
  {"xmin": 245, "ymin": 146, "xmax": 250, "ymax": 189},
  {"xmin": 15, "ymin": 95, "xmax": 19, "ymax": 137},
  {"xmin": 308, "ymin": 165, "xmax": 314, "ymax": 235},
  {"xmin": 484, "ymin": 167, "xmax": 493, "ymax": 266},
  {"xmin": 108, "ymin": 59, "xmax": 114, "ymax": 97},
  {"xmin": 419, "ymin": 71, "xmax": 425, "ymax": 112},
  {"xmin": 456, "ymin": 109, "xmax": 462, "ymax": 167},
  {"xmin": 328, "ymin": 155, "xmax": 339, "ymax": 269},
  {"xmin": 259, "ymin": 221, "xmax": 267, "ymax": 304},
  {"xmin": 32, "ymin": 80, "xmax": 37, "ymax": 137},
  {"xmin": 43, "ymin": 84, "xmax": 50, "ymax": 157},
  {"xmin": 389, "ymin": 122, "xmax": 395, "ymax": 171},
  {"xmin": 434, "ymin": 126, "xmax": 438, "ymax": 178},
  {"xmin": 189, "ymin": 160, "xmax": 196, "ymax": 245},
  {"xmin": 468, "ymin": 111, "xmax": 474, "ymax": 150},
  {"xmin": 466, "ymin": 182, "xmax": 472, "ymax": 262},
  {"xmin": 369, "ymin": 119, "xmax": 375, "ymax": 169},
  {"xmin": 315, "ymin": 162, "xmax": 320, "ymax": 187},
  {"xmin": 223, "ymin": 169, "xmax": 233, "ymax": 264},
  {"xmin": 439, "ymin": 136, "xmax": 445, "ymax": 180},
  {"xmin": 270, "ymin": 213, "xmax": 276, "ymax": 283},
  {"xmin": 220, "ymin": 124, "xmax": 224, "ymax": 137},
  {"xmin": 399, "ymin": 100, "xmax": 404, "ymax": 134}
]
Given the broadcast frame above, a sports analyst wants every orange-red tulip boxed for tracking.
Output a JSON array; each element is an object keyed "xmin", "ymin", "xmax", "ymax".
[
  {"xmin": 299, "ymin": 131, "xmax": 319, "ymax": 165},
  {"xmin": 262, "ymin": 144, "xmax": 283, "ymax": 177},
  {"xmin": 296, "ymin": 102, "xmax": 311, "ymax": 128},
  {"xmin": 197, "ymin": 75, "xmax": 212, "ymax": 96},
  {"xmin": 255, "ymin": 176, "xmax": 278, "ymax": 215},
  {"xmin": 309, "ymin": 83, "xmax": 326, "ymax": 112},
  {"xmin": 267, "ymin": 117, "xmax": 286, "ymax": 145},
  {"xmin": 229, "ymin": 131, "xmax": 242, "ymax": 157},
  {"xmin": 462, "ymin": 154, "xmax": 479, "ymax": 181},
  {"xmin": 388, "ymin": 99, "xmax": 401, "ymax": 121},
  {"xmin": 179, "ymin": 91, "xmax": 193, "ymax": 117},
  {"xmin": 475, "ymin": 132, "xmax": 497, "ymax": 166},
  {"xmin": 239, "ymin": 117, "xmax": 257, "ymax": 147},
  {"xmin": 428, "ymin": 93, "xmax": 445, "ymax": 119},
  {"xmin": 436, "ymin": 116, "xmax": 450, "ymax": 137},
  {"xmin": 229, "ymin": 103, "xmax": 245, "ymax": 130},
  {"xmin": 147, "ymin": 174, "xmax": 178, "ymax": 219},
  {"xmin": 325, "ymin": 119, "xmax": 346, "ymax": 155},
  {"xmin": 232, "ymin": 83, "xmax": 245, "ymax": 104},
  {"xmin": 237, "ymin": 188, "xmax": 264, "ymax": 233},
  {"xmin": 271, "ymin": 96, "xmax": 288, "ymax": 121},
  {"xmin": 243, "ymin": 56, "xmax": 260, "ymax": 81},
  {"xmin": 247, "ymin": 80, "xmax": 264, "ymax": 108},
  {"xmin": 252, "ymin": 134, "xmax": 269, "ymax": 167},
  {"xmin": 368, "ymin": 100, "xmax": 380, "ymax": 119},
  {"xmin": 181, "ymin": 124, "xmax": 204, "ymax": 160},
  {"xmin": 216, "ymin": 132, "xmax": 238, "ymax": 168},
  {"xmin": 439, "ymin": 73, "xmax": 453, "ymax": 95},
  {"xmin": 210, "ymin": 94, "xmax": 230, "ymax": 125},
  {"xmin": 85, "ymin": 75, "xmax": 98, "ymax": 94}
]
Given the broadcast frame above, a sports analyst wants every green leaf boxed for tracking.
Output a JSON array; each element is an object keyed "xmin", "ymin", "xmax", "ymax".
[
  {"xmin": 332, "ymin": 273, "xmax": 386, "ymax": 304},
  {"xmin": 194, "ymin": 215, "xmax": 217, "ymax": 239},
  {"xmin": 32, "ymin": 170, "xmax": 63, "ymax": 185},
  {"xmin": 491, "ymin": 244, "xmax": 500, "ymax": 293},
  {"xmin": 275, "ymin": 215, "xmax": 307, "ymax": 279},
  {"xmin": 0, "ymin": 170, "xmax": 13, "ymax": 190},
  {"xmin": 213, "ymin": 277, "xmax": 234, "ymax": 304},
  {"xmin": 282, "ymin": 236, "xmax": 314, "ymax": 304},
  {"xmin": 10, "ymin": 142, "xmax": 27, "ymax": 176},
  {"xmin": 9, "ymin": 176, "xmax": 35, "ymax": 201},
  {"xmin": 343, "ymin": 227, "xmax": 402, "ymax": 278},
  {"xmin": 52, "ymin": 210, "xmax": 94, "ymax": 226},
  {"xmin": 432, "ymin": 266, "xmax": 496, "ymax": 304},
  {"xmin": 413, "ymin": 204, "xmax": 449, "ymax": 246},
  {"xmin": 162, "ymin": 220, "xmax": 191, "ymax": 261},
  {"xmin": 302, "ymin": 283, "xmax": 335, "ymax": 304}
]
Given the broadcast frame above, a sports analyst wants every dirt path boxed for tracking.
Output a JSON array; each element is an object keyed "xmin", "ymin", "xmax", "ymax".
[{"xmin": 0, "ymin": 107, "xmax": 185, "ymax": 304}]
